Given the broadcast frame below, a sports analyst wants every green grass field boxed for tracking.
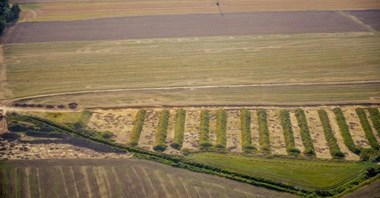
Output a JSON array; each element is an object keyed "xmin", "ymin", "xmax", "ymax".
[
  {"xmin": 4, "ymin": 33, "xmax": 380, "ymax": 106},
  {"xmin": 186, "ymin": 153, "xmax": 375, "ymax": 190}
]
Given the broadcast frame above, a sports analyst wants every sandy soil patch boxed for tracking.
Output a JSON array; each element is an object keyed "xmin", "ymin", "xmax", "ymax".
[
  {"xmin": 250, "ymin": 110, "xmax": 260, "ymax": 150},
  {"xmin": 267, "ymin": 110, "xmax": 287, "ymax": 155},
  {"xmin": 226, "ymin": 110, "xmax": 242, "ymax": 152},
  {"xmin": 138, "ymin": 109, "xmax": 160, "ymax": 150},
  {"xmin": 342, "ymin": 108, "xmax": 370, "ymax": 148},
  {"xmin": 87, "ymin": 109, "xmax": 138, "ymax": 144},
  {"xmin": 289, "ymin": 111, "xmax": 305, "ymax": 153},
  {"xmin": 304, "ymin": 109, "xmax": 332, "ymax": 159},
  {"xmin": 182, "ymin": 109, "xmax": 200, "ymax": 151},
  {"xmin": 325, "ymin": 109, "xmax": 359, "ymax": 161}
]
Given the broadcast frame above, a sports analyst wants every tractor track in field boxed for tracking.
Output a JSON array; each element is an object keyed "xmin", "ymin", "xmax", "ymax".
[{"xmin": 6, "ymin": 80, "xmax": 380, "ymax": 103}]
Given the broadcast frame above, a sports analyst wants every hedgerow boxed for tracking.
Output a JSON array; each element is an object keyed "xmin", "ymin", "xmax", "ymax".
[
  {"xmin": 214, "ymin": 109, "xmax": 227, "ymax": 149},
  {"xmin": 240, "ymin": 109, "xmax": 255, "ymax": 152},
  {"xmin": 318, "ymin": 109, "xmax": 345, "ymax": 159},
  {"xmin": 279, "ymin": 110, "xmax": 300, "ymax": 155},
  {"xmin": 356, "ymin": 108, "xmax": 379, "ymax": 150},
  {"xmin": 153, "ymin": 110, "xmax": 170, "ymax": 151},
  {"xmin": 368, "ymin": 108, "xmax": 380, "ymax": 136},
  {"xmin": 333, "ymin": 108, "xmax": 360, "ymax": 155},
  {"xmin": 257, "ymin": 109, "xmax": 270, "ymax": 153},
  {"xmin": 295, "ymin": 109, "xmax": 315, "ymax": 156},
  {"xmin": 171, "ymin": 109, "xmax": 186, "ymax": 150},
  {"xmin": 199, "ymin": 110, "xmax": 212, "ymax": 149},
  {"xmin": 128, "ymin": 109, "xmax": 147, "ymax": 146}
]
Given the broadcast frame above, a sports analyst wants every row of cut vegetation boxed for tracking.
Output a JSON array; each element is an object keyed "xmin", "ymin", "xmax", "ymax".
[
  {"xmin": 257, "ymin": 109, "xmax": 271, "ymax": 153},
  {"xmin": 214, "ymin": 109, "xmax": 227, "ymax": 149},
  {"xmin": 240, "ymin": 109, "xmax": 255, "ymax": 152},
  {"xmin": 128, "ymin": 109, "xmax": 147, "ymax": 146},
  {"xmin": 368, "ymin": 108, "xmax": 380, "ymax": 136},
  {"xmin": 153, "ymin": 110, "xmax": 170, "ymax": 151},
  {"xmin": 199, "ymin": 110, "xmax": 212, "ymax": 149},
  {"xmin": 295, "ymin": 109, "xmax": 315, "ymax": 156},
  {"xmin": 356, "ymin": 108, "xmax": 379, "ymax": 150},
  {"xmin": 318, "ymin": 109, "xmax": 345, "ymax": 159},
  {"xmin": 333, "ymin": 108, "xmax": 361, "ymax": 155},
  {"xmin": 279, "ymin": 110, "xmax": 300, "ymax": 155},
  {"xmin": 171, "ymin": 109, "xmax": 186, "ymax": 150}
]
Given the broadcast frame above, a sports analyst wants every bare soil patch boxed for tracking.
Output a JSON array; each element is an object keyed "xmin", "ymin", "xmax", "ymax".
[
  {"xmin": 289, "ymin": 111, "xmax": 305, "ymax": 153},
  {"xmin": 267, "ymin": 110, "xmax": 287, "ymax": 155},
  {"xmin": 182, "ymin": 108, "xmax": 200, "ymax": 151},
  {"xmin": 226, "ymin": 110, "xmax": 242, "ymax": 152},
  {"xmin": 2, "ymin": 11, "xmax": 366, "ymax": 43}
]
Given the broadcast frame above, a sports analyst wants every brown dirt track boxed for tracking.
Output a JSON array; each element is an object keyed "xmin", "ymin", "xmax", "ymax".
[{"xmin": 2, "ymin": 11, "xmax": 368, "ymax": 43}]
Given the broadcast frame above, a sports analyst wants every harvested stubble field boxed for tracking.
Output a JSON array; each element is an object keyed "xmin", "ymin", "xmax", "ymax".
[
  {"xmin": 85, "ymin": 106, "xmax": 380, "ymax": 161},
  {"xmin": 0, "ymin": 159, "xmax": 296, "ymax": 198},
  {"xmin": 14, "ymin": 0, "xmax": 380, "ymax": 22},
  {"xmin": 2, "ymin": 33, "xmax": 380, "ymax": 106}
]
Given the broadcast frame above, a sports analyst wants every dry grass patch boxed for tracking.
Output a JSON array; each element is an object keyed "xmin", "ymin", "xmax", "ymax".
[
  {"xmin": 225, "ymin": 110, "xmax": 242, "ymax": 152},
  {"xmin": 182, "ymin": 109, "xmax": 200, "ymax": 151},
  {"xmin": 138, "ymin": 109, "xmax": 160, "ymax": 150},
  {"xmin": 289, "ymin": 111, "xmax": 305, "ymax": 154},
  {"xmin": 267, "ymin": 110, "xmax": 287, "ymax": 155},
  {"xmin": 342, "ymin": 108, "xmax": 371, "ymax": 148}
]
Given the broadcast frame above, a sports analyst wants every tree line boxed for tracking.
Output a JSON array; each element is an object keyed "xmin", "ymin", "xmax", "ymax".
[{"xmin": 1, "ymin": 0, "xmax": 20, "ymax": 34}]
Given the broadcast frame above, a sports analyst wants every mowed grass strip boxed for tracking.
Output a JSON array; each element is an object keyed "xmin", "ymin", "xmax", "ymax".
[
  {"xmin": 333, "ymin": 108, "xmax": 361, "ymax": 155},
  {"xmin": 279, "ymin": 110, "xmax": 300, "ymax": 155},
  {"xmin": 240, "ymin": 108, "xmax": 255, "ymax": 152},
  {"xmin": 170, "ymin": 109, "xmax": 186, "ymax": 150},
  {"xmin": 214, "ymin": 109, "xmax": 227, "ymax": 149},
  {"xmin": 153, "ymin": 110, "xmax": 170, "ymax": 151},
  {"xmin": 186, "ymin": 152, "xmax": 374, "ymax": 189},
  {"xmin": 199, "ymin": 110, "xmax": 212, "ymax": 149},
  {"xmin": 368, "ymin": 108, "xmax": 380, "ymax": 136},
  {"xmin": 295, "ymin": 109, "xmax": 315, "ymax": 156},
  {"xmin": 128, "ymin": 109, "xmax": 147, "ymax": 146},
  {"xmin": 257, "ymin": 109, "xmax": 271, "ymax": 153},
  {"xmin": 356, "ymin": 108, "xmax": 379, "ymax": 150},
  {"xmin": 318, "ymin": 109, "xmax": 345, "ymax": 159},
  {"xmin": 4, "ymin": 33, "xmax": 380, "ymax": 99}
]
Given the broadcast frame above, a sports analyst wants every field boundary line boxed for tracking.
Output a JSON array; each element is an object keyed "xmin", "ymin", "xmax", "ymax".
[
  {"xmin": 8, "ymin": 80, "xmax": 380, "ymax": 102},
  {"xmin": 337, "ymin": 11, "xmax": 376, "ymax": 32}
]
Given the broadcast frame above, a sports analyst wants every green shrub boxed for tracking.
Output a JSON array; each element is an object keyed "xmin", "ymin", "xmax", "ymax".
[
  {"xmin": 333, "ymin": 108, "xmax": 360, "ymax": 155},
  {"xmin": 318, "ymin": 109, "xmax": 345, "ymax": 159},
  {"xmin": 199, "ymin": 110, "xmax": 212, "ymax": 149},
  {"xmin": 100, "ymin": 131, "xmax": 113, "ymax": 139},
  {"xmin": 257, "ymin": 109, "xmax": 270, "ymax": 153},
  {"xmin": 153, "ymin": 110, "xmax": 170, "ymax": 151},
  {"xmin": 356, "ymin": 108, "xmax": 379, "ymax": 150},
  {"xmin": 240, "ymin": 109, "xmax": 256, "ymax": 152},
  {"xmin": 295, "ymin": 109, "xmax": 315, "ymax": 156},
  {"xmin": 128, "ymin": 109, "xmax": 147, "ymax": 146},
  {"xmin": 279, "ymin": 110, "xmax": 298, "ymax": 155},
  {"xmin": 171, "ymin": 109, "xmax": 186, "ymax": 150},
  {"xmin": 368, "ymin": 108, "xmax": 380, "ymax": 136},
  {"xmin": 214, "ymin": 109, "xmax": 227, "ymax": 149}
]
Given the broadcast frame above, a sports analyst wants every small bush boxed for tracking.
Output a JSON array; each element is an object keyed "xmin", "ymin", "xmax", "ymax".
[
  {"xmin": 295, "ymin": 109, "xmax": 315, "ymax": 156},
  {"xmin": 171, "ymin": 109, "xmax": 186, "ymax": 150},
  {"xmin": 100, "ymin": 131, "xmax": 113, "ymax": 139},
  {"xmin": 128, "ymin": 109, "xmax": 147, "ymax": 146},
  {"xmin": 153, "ymin": 110, "xmax": 170, "ymax": 152},
  {"xmin": 333, "ymin": 108, "xmax": 360, "ymax": 155},
  {"xmin": 356, "ymin": 108, "xmax": 379, "ymax": 150}
]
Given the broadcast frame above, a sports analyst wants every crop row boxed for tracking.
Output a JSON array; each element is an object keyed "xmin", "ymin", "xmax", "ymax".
[
  {"xmin": 199, "ymin": 110, "xmax": 212, "ymax": 149},
  {"xmin": 333, "ymin": 108, "xmax": 361, "ymax": 154},
  {"xmin": 257, "ymin": 109, "xmax": 270, "ymax": 153},
  {"xmin": 128, "ymin": 109, "xmax": 147, "ymax": 146},
  {"xmin": 356, "ymin": 108, "xmax": 379, "ymax": 150},
  {"xmin": 368, "ymin": 108, "xmax": 380, "ymax": 136},
  {"xmin": 240, "ymin": 109, "xmax": 255, "ymax": 152},
  {"xmin": 170, "ymin": 109, "xmax": 186, "ymax": 150},
  {"xmin": 279, "ymin": 110, "xmax": 300, "ymax": 155},
  {"xmin": 214, "ymin": 109, "xmax": 227, "ymax": 149},
  {"xmin": 295, "ymin": 109, "xmax": 315, "ymax": 156},
  {"xmin": 318, "ymin": 109, "xmax": 345, "ymax": 159},
  {"xmin": 153, "ymin": 110, "xmax": 170, "ymax": 151}
]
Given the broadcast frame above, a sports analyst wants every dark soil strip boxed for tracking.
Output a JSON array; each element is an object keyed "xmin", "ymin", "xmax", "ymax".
[{"xmin": 2, "ymin": 11, "xmax": 366, "ymax": 43}]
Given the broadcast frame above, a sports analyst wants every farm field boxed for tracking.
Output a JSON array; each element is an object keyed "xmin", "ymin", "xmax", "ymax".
[
  {"xmin": 15, "ymin": 0, "xmax": 380, "ymax": 22},
  {"xmin": 2, "ymin": 33, "xmax": 380, "ymax": 105},
  {"xmin": 0, "ymin": 159, "xmax": 296, "ymax": 198}
]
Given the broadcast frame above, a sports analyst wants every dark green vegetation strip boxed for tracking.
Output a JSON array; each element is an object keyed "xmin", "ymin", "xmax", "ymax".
[
  {"xmin": 199, "ymin": 110, "xmax": 212, "ymax": 149},
  {"xmin": 318, "ymin": 109, "xmax": 345, "ymax": 159},
  {"xmin": 295, "ymin": 109, "xmax": 315, "ymax": 156},
  {"xmin": 368, "ymin": 108, "xmax": 380, "ymax": 136},
  {"xmin": 356, "ymin": 108, "xmax": 379, "ymax": 150},
  {"xmin": 153, "ymin": 110, "xmax": 170, "ymax": 151},
  {"xmin": 333, "ymin": 108, "xmax": 361, "ymax": 155},
  {"xmin": 215, "ymin": 109, "xmax": 227, "ymax": 149},
  {"xmin": 128, "ymin": 109, "xmax": 147, "ymax": 146},
  {"xmin": 0, "ymin": 1, "xmax": 21, "ymax": 34},
  {"xmin": 240, "ymin": 109, "xmax": 255, "ymax": 152},
  {"xmin": 170, "ymin": 109, "xmax": 186, "ymax": 150},
  {"xmin": 257, "ymin": 109, "xmax": 270, "ymax": 153},
  {"xmin": 279, "ymin": 110, "xmax": 300, "ymax": 155}
]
